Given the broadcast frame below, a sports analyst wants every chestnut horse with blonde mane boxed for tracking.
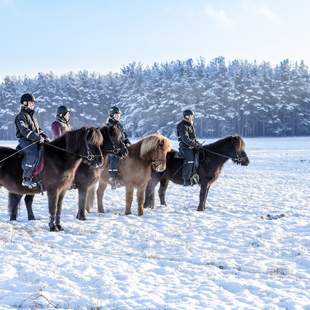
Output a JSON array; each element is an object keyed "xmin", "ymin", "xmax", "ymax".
[{"xmin": 94, "ymin": 133, "xmax": 172, "ymax": 216}]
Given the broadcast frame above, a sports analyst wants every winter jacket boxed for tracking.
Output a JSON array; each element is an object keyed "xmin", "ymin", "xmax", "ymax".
[
  {"xmin": 15, "ymin": 107, "xmax": 47, "ymax": 142},
  {"xmin": 106, "ymin": 117, "xmax": 131, "ymax": 145},
  {"xmin": 176, "ymin": 119, "xmax": 201, "ymax": 149},
  {"xmin": 51, "ymin": 116, "xmax": 71, "ymax": 139}
]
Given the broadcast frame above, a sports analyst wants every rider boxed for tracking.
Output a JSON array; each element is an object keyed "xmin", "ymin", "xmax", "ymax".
[
  {"xmin": 51, "ymin": 105, "xmax": 71, "ymax": 139},
  {"xmin": 176, "ymin": 109, "xmax": 203, "ymax": 186},
  {"xmin": 107, "ymin": 106, "xmax": 130, "ymax": 189},
  {"xmin": 15, "ymin": 93, "xmax": 49, "ymax": 189}
]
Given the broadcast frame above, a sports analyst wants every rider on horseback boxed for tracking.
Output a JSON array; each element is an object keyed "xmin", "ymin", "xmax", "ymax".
[
  {"xmin": 106, "ymin": 106, "xmax": 130, "ymax": 189},
  {"xmin": 51, "ymin": 105, "xmax": 71, "ymax": 139},
  {"xmin": 176, "ymin": 109, "xmax": 203, "ymax": 186},
  {"xmin": 15, "ymin": 93, "xmax": 49, "ymax": 189}
]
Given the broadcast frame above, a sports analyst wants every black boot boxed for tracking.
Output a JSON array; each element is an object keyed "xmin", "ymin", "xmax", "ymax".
[
  {"xmin": 22, "ymin": 177, "xmax": 37, "ymax": 189},
  {"xmin": 183, "ymin": 179, "xmax": 192, "ymax": 186}
]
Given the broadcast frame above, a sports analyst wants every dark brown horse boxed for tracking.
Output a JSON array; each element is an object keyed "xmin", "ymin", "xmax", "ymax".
[
  {"xmin": 9, "ymin": 125, "xmax": 127, "ymax": 223},
  {"xmin": 1, "ymin": 127, "xmax": 103, "ymax": 231},
  {"xmin": 95, "ymin": 133, "xmax": 172, "ymax": 216},
  {"xmin": 144, "ymin": 135, "xmax": 250, "ymax": 211},
  {"xmin": 75, "ymin": 124, "xmax": 127, "ymax": 220}
]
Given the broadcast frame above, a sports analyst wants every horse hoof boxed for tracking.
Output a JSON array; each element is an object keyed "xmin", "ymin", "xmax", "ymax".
[
  {"xmin": 10, "ymin": 217, "xmax": 17, "ymax": 221},
  {"xmin": 56, "ymin": 224, "xmax": 64, "ymax": 231},
  {"xmin": 197, "ymin": 207, "xmax": 204, "ymax": 212},
  {"xmin": 28, "ymin": 217, "xmax": 36, "ymax": 221},
  {"xmin": 138, "ymin": 211, "xmax": 144, "ymax": 216},
  {"xmin": 49, "ymin": 224, "xmax": 59, "ymax": 232},
  {"xmin": 125, "ymin": 212, "xmax": 132, "ymax": 215},
  {"xmin": 76, "ymin": 214, "xmax": 86, "ymax": 221}
]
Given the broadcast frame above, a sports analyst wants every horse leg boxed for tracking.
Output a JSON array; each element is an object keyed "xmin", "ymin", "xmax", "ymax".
[
  {"xmin": 137, "ymin": 185, "xmax": 147, "ymax": 216},
  {"xmin": 24, "ymin": 195, "xmax": 35, "ymax": 220},
  {"xmin": 76, "ymin": 186, "xmax": 88, "ymax": 221},
  {"xmin": 8, "ymin": 193, "xmax": 22, "ymax": 221},
  {"xmin": 86, "ymin": 186, "xmax": 95, "ymax": 213},
  {"xmin": 97, "ymin": 181, "xmax": 107, "ymax": 213},
  {"xmin": 48, "ymin": 190, "xmax": 59, "ymax": 231},
  {"xmin": 197, "ymin": 181, "xmax": 209, "ymax": 211},
  {"xmin": 144, "ymin": 178, "xmax": 159, "ymax": 209},
  {"xmin": 55, "ymin": 191, "xmax": 66, "ymax": 231},
  {"xmin": 203, "ymin": 184, "xmax": 211, "ymax": 210},
  {"xmin": 125, "ymin": 185, "xmax": 134, "ymax": 215},
  {"xmin": 158, "ymin": 178, "xmax": 169, "ymax": 206}
]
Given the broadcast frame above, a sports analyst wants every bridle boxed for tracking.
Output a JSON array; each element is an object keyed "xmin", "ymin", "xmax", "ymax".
[{"xmin": 203, "ymin": 144, "xmax": 246, "ymax": 164}]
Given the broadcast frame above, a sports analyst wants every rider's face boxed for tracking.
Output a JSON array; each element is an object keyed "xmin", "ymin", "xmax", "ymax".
[
  {"xmin": 63, "ymin": 112, "xmax": 70, "ymax": 121},
  {"xmin": 188, "ymin": 115, "xmax": 194, "ymax": 123},
  {"xmin": 27, "ymin": 101, "xmax": 35, "ymax": 110},
  {"xmin": 113, "ymin": 113, "xmax": 121, "ymax": 121}
]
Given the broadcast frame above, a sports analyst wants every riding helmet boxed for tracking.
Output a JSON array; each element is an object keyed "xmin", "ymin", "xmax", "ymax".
[
  {"xmin": 57, "ymin": 105, "xmax": 69, "ymax": 115},
  {"xmin": 109, "ymin": 106, "xmax": 121, "ymax": 116},
  {"xmin": 20, "ymin": 93, "xmax": 35, "ymax": 105},
  {"xmin": 183, "ymin": 109, "xmax": 194, "ymax": 118}
]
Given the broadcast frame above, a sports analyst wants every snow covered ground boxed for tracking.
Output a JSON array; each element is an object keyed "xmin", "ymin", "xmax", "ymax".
[{"xmin": 0, "ymin": 137, "xmax": 309, "ymax": 309}]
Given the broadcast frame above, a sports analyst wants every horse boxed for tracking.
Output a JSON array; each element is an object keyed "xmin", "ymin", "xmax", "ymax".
[
  {"xmin": 1, "ymin": 127, "xmax": 103, "ymax": 231},
  {"xmin": 94, "ymin": 133, "xmax": 172, "ymax": 216},
  {"xmin": 75, "ymin": 124, "xmax": 128, "ymax": 220},
  {"xmin": 9, "ymin": 124, "xmax": 127, "ymax": 223},
  {"xmin": 144, "ymin": 135, "xmax": 250, "ymax": 211}
]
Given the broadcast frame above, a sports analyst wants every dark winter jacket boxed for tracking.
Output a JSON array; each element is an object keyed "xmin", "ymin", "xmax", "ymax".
[
  {"xmin": 51, "ymin": 116, "xmax": 71, "ymax": 139},
  {"xmin": 106, "ymin": 117, "xmax": 131, "ymax": 146},
  {"xmin": 15, "ymin": 107, "xmax": 47, "ymax": 142},
  {"xmin": 176, "ymin": 119, "xmax": 201, "ymax": 149}
]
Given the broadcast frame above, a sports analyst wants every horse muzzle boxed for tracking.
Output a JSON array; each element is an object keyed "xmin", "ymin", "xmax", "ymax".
[{"xmin": 152, "ymin": 160, "xmax": 166, "ymax": 172}]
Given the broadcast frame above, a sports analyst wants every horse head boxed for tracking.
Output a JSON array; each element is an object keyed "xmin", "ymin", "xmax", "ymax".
[
  {"xmin": 140, "ymin": 133, "xmax": 172, "ymax": 172},
  {"xmin": 229, "ymin": 135, "xmax": 250, "ymax": 166},
  {"xmin": 66, "ymin": 127, "xmax": 104, "ymax": 168}
]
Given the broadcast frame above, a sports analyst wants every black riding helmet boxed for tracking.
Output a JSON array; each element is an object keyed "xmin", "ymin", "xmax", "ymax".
[
  {"xmin": 109, "ymin": 106, "xmax": 121, "ymax": 117},
  {"xmin": 20, "ymin": 93, "xmax": 35, "ymax": 105},
  {"xmin": 57, "ymin": 105, "xmax": 69, "ymax": 115},
  {"xmin": 183, "ymin": 109, "xmax": 194, "ymax": 118}
]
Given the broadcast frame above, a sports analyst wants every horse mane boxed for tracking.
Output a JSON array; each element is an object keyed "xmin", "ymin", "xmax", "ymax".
[
  {"xmin": 140, "ymin": 133, "xmax": 172, "ymax": 158},
  {"xmin": 87, "ymin": 127, "xmax": 103, "ymax": 145},
  {"xmin": 204, "ymin": 135, "xmax": 245, "ymax": 151},
  {"xmin": 128, "ymin": 133, "xmax": 172, "ymax": 160},
  {"xmin": 52, "ymin": 127, "xmax": 103, "ymax": 148}
]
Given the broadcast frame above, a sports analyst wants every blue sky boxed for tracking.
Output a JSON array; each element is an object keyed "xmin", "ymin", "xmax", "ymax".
[{"xmin": 0, "ymin": 0, "xmax": 309, "ymax": 79}]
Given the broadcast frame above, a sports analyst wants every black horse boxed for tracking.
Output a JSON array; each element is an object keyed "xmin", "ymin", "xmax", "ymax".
[{"xmin": 144, "ymin": 135, "xmax": 250, "ymax": 211}]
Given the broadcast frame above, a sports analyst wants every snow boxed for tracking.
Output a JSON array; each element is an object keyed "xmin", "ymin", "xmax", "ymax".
[{"xmin": 0, "ymin": 137, "xmax": 310, "ymax": 309}]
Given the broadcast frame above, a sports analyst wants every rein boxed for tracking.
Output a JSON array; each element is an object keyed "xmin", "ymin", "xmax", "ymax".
[
  {"xmin": 203, "ymin": 148, "xmax": 244, "ymax": 163},
  {"xmin": 44, "ymin": 142, "xmax": 96, "ymax": 161},
  {"xmin": 0, "ymin": 140, "xmax": 39, "ymax": 165},
  {"xmin": 45, "ymin": 142, "xmax": 120, "ymax": 160}
]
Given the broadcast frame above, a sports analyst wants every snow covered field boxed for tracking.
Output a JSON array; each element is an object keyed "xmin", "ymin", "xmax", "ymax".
[{"xmin": 0, "ymin": 137, "xmax": 309, "ymax": 309}]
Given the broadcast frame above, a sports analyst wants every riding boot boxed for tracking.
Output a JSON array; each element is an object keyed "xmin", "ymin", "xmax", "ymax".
[
  {"xmin": 183, "ymin": 178, "xmax": 192, "ymax": 186},
  {"xmin": 109, "ymin": 171, "xmax": 119, "ymax": 190},
  {"xmin": 22, "ymin": 177, "xmax": 37, "ymax": 189}
]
